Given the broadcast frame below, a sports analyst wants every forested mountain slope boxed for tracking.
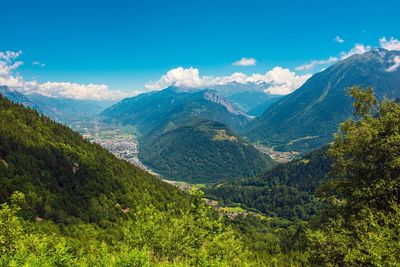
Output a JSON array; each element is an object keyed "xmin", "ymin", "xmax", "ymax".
[
  {"xmin": 205, "ymin": 148, "xmax": 331, "ymax": 220},
  {"xmin": 140, "ymin": 119, "xmax": 275, "ymax": 183},
  {"xmin": 102, "ymin": 87, "xmax": 274, "ymax": 183},
  {"xmin": 0, "ymin": 94, "xmax": 189, "ymax": 225},
  {"xmin": 245, "ymin": 49, "xmax": 400, "ymax": 151}
]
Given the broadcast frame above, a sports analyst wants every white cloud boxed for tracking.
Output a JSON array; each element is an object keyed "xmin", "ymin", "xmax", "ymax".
[
  {"xmin": 334, "ymin": 36, "xmax": 344, "ymax": 43},
  {"xmin": 379, "ymin": 37, "xmax": 400, "ymax": 51},
  {"xmin": 32, "ymin": 61, "xmax": 46, "ymax": 67},
  {"xmin": 340, "ymin": 43, "xmax": 371, "ymax": 59},
  {"xmin": 145, "ymin": 66, "xmax": 311, "ymax": 95},
  {"xmin": 262, "ymin": 67, "xmax": 312, "ymax": 95},
  {"xmin": 295, "ymin": 57, "xmax": 338, "ymax": 71},
  {"xmin": 0, "ymin": 51, "xmax": 23, "ymax": 84},
  {"xmin": 0, "ymin": 50, "xmax": 134, "ymax": 100},
  {"xmin": 232, "ymin": 57, "xmax": 257, "ymax": 66},
  {"xmin": 0, "ymin": 50, "xmax": 22, "ymax": 63},
  {"xmin": 20, "ymin": 82, "xmax": 134, "ymax": 100},
  {"xmin": 145, "ymin": 67, "xmax": 205, "ymax": 90},
  {"xmin": 386, "ymin": 56, "xmax": 400, "ymax": 72}
]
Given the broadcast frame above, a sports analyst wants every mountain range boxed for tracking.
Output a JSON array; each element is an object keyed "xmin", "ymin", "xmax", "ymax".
[
  {"xmin": 101, "ymin": 87, "xmax": 275, "ymax": 182},
  {"xmin": 2, "ymin": 49, "xmax": 399, "ymax": 184},
  {"xmin": 101, "ymin": 86, "xmax": 251, "ymax": 135},
  {"xmin": 0, "ymin": 86, "xmax": 113, "ymax": 124},
  {"xmin": 245, "ymin": 48, "xmax": 400, "ymax": 152}
]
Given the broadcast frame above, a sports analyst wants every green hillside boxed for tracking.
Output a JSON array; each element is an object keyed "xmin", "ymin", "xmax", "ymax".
[
  {"xmin": 245, "ymin": 49, "xmax": 400, "ymax": 152},
  {"xmin": 0, "ymin": 94, "xmax": 189, "ymax": 225},
  {"xmin": 0, "ymin": 93, "xmax": 253, "ymax": 265},
  {"xmin": 140, "ymin": 120, "xmax": 275, "ymax": 183},
  {"xmin": 102, "ymin": 87, "xmax": 275, "ymax": 183},
  {"xmin": 205, "ymin": 147, "xmax": 331, "ymax": 220}
]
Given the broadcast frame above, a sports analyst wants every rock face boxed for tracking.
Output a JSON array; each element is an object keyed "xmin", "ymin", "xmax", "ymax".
[{"xmin": 245, "ymin": 49, "xmax": 400, "ymax": 152}]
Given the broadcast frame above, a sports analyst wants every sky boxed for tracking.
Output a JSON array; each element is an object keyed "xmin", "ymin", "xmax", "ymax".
[{"xmin": 1, "ymin": 0, "xmax": 400, "ymax": 100}]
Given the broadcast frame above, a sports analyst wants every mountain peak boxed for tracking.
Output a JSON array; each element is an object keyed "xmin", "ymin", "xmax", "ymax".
[
  {"xmin": 341, "ymin": 48, "xmax": 400, "ymax": 70},
  {"xmin": 245, "ymin": 48, "xmax": 400, "ymax": 152}
]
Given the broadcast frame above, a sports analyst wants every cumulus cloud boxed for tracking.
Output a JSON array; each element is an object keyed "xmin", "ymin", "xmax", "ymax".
[
  {"xmin": 19, "ymin": 81, "xmax": 134, "ymax": 100},
  {"xmin": 334, "ymin": 36, "xmax": 344, "ymax": 43},
  {"xmin": 0, "ymin": 50, "xmax": 134, "ymax": 100},
  {"xmin": 386, "ymin": 56, "xmax": 400, "ymax": 72},
  {"xmin": 145, "ymin": 66, "xmax": 311, "ymax": 95},
  {"xmin": 0, "ymin": 51, "xmax": 24, "ymax": 85},
  {"xmin": 340, "ymin": 43, "xmax": 371, "ymax": 59},
  {"xmin": 0, "ymin": 50, "xmax": 22, "ymax": 62},
  {"xmin": 262, "ymin": 67, "xmax": 312, "ymax": 95},
  {"xmin": 295, "ymin": 57, "xmax": 338, "ymax": 71},
  {"xmin": 232, "ymin": 57, "xmax": 257, "ymax": 66},
  {"xmin": 379, "ymin": 37, "xmax": 400, "ymax": 51},
  {"xmin": 145, "ymin": 67, "xmax": 205, "ymax": 90}
]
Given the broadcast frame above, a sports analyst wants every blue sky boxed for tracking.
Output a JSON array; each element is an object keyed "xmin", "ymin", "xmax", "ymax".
[{"xmin": 1, "ymin": 0, "xmax": 400, "ymax": 99}]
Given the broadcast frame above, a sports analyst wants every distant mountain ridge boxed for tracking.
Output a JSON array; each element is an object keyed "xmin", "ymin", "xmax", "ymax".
[
  {"xmin": 0, "ymin": 86, "xmax": 113, "ymax": 123},
  {"xmin": 101, "ymin": 86, "xmax": 251, "ymax": 136},
  {"xmin": 0, "ymin": 86, "xmax": 53, "ymax": 115},
  {"xmin": 245, "ymin": 48, "xmax": 400, "ymax": 151},
  {"xmin": 27, "ymin": 94, "xmax": 114, "ymax": 123}
]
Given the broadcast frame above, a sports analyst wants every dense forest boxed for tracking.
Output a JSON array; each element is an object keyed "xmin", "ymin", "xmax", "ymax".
[
  {"xmin": 0, "ymin": 95, "xmax": 250, "ymax": 265},
  {"xmin": 0, "ymin": 94, "xmax": 190, "ymax": 225},
  {"xmin": 205, "ymin": 148, "xmax": 331, "ymax": 220},
  {"xmin": 1, "ymin": 86, "xmax": 400, "ymax": 266},
  {"xmin": 140, "ymin": 119, "xmax": 274, "ymax": 183},
  {"xmin": 212, "ymin": 87, "xmax": 400, "ymax": 265}
]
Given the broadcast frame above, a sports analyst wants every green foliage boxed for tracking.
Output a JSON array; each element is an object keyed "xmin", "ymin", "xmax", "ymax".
[
  {"xmin": 123, "ymin": 189, "xmax": 250, "ymax": 266},
  {"xmin": 322, "ymin": 86, "xmax": 400, "ymax": 215},
  {"xmin": 309, "ymin": 86, "xmax": 400, "ymax": 265},
  {"xmin": 205, "ymin": 148, "xmax": 331, "ymax": 220},
  {"xmin": 0, "ymin": 94, "xmax": 189, "ymax": 225},
  {"xmin": 141, "ymin": 120, "xmax": 274, "ymax": 183},
  {"xmin": 308, "ymin": 204, "xmax": 400, "ymax": 266},
  {"xmin": 229, "ymin": 215, "xmax": 310, "ymax": 266},
  {"xmin": 0, "ymin": 191, "xmax": 249, "ymax": 266}
]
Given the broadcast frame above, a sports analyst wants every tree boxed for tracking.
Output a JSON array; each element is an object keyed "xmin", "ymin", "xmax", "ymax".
[
  {"xmin": 122, "ymin": 188, "xmax": 250, "ymax": 266},
  {"xmin": 309, "ymin": 86, "xmax": 400, "ymax": 265}
]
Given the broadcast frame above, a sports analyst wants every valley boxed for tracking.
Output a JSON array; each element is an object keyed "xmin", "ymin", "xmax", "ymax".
[
  {"xmin": 254, "ymin": 144, "xmax": 300, "ymax": 163},
  {"xmin": 1, "ymin": 5, "xmax": 400, "ymax": 264},
  {"xmin": 70, "ymin": 119, "xmax": 155, "ymax": 173}
]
